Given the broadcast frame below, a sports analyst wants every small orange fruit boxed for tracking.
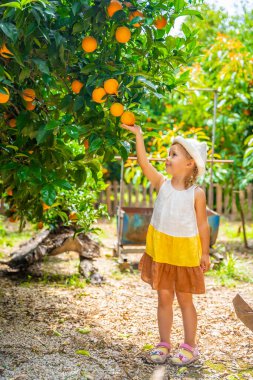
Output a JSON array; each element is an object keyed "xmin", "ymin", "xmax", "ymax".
[
  {"xmin": 0, "ymin": 87, "xmax": 10, "ymax": 103},
  {"xmin": 9, "ymin": 216, "xmax": 17, "ymax": 223},
  {"xmin": 104, "ymin": 78, "xmax": 119, "ymax": 95},
  {"xmin": 121, "ymin": 111, "xmax": 135, "ymax": 125},
  {"xmin": 22, "ymin": 88, "xmax": 36, "ymax": 102},
  {"xmin": 69, "ymin": 212, "xmax": 78, "ymax": 222},
  {"xmin": 28, "ymin": 150, "xmax": 34, "ymax": 154},
  {"xmin": 115, "ymin": 26, "xmax": 131, "ymax": 43},
  {"xmin": 26, "ymin": 102, "xmax": 36, "ymax": 111},
  {"xmin": 7, "ymin": 188, "xmax": 13, "ymax": 196},
  {"xmin": 154, "ymin": 16, "xmax": 167, "ymax": 29},
  {"xmin": 110, "ymin": 102, "xmax": 124, "ymax": 117},
  {"xmin": 92, "ymin": 87, "xmax": 107, "ymax": 103},
  {"xmin": 129, "ymin": 10, "xmax": 144, "ymax": 27},
  {"xmin": 107, "ymin": 1, "xmax": 123, "ymax": 17},
  {"xmin": 82, "ymin": 36, "xmax": 97, "ymax": 53},
  {"xmin": 37, "ymin": 221, "xmax": 44, "ymax": 229},
  {"xmin": 42, "ymin": 202, "xmax": 50, "ymax": 211},
  {"xmin": 84, "ymin": 140, "xmax": 89, "ymax": 149},
  {"xmin": 9, "ymin": 118, "xmax": 16, "ymax": 128},
  {"xmin": 0, "ymin": 43, "xmax": 13, "ymax": 58},
  {"xmin": 71, "ymin": 80, "xmax": 84, "ymax": 94}
]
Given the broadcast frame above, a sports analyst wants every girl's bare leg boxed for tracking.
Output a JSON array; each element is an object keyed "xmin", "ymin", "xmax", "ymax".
[
  {"xmin": 157, "ymin": 289, "xmax": 175, "ymax": 346},
  {"xmin": 176, "ymin": 291, "xmax": 197, "ymax": 347}
]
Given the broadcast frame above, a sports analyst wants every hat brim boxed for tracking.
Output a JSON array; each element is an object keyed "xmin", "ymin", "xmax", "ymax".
[{"xmin": 172, "ymin": 136, "xmax": 206, "ymax": 177}]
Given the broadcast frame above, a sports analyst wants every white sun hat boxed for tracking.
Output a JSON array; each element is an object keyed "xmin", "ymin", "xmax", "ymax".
[{"xmin": 171, "ymin": 136, "xmax": 208, "ymax": 177}]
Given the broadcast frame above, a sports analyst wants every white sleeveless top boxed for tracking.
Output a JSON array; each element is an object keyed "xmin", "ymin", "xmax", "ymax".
[
  {"xmin": 145, "ymin": 177, "xmax": 202, "ymax": 266},
  {"xmin": 150, "ymin": 178, "xmax": 199, "ymax": 237}
]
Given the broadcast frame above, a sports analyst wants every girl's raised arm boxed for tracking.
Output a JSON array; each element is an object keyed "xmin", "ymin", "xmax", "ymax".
[{"xmin": 121, "ymin": 123, "xmax": 165, "ymax": 192}]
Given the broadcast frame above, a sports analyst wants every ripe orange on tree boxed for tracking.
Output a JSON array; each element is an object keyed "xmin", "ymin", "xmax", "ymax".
[
  {"xmin": 71, "ymin": 80, "xmax": 84, "ymax": 94},
  {"xmin": 121, "ymin": 111, "xmax": 135, "ymax": 125},
  {"xmin": 82, "ymin": 36, "xmax": 97, "ymax": 53},
  {"xmin": 26, "ymin": 102, "xmax": 36, "ymax": 111},
  {"xmin": 37, "ymin": 221, "xmax": 44, "ymax": 229},
  {"xmin": 9, "ymin": 118, "xmax": 16, "ymax": 128},
  {"xmin": 0, "ymin": 43, "xmax": 13, "ymax": 58},
  {"xmin": 115, "ymin": 26, "xmax": 131, "ymax": 43},
  {"xmin": 107, "ymin": 1, "xmax": 123, "ymax": 17},
  {"xmin": 84, "ymin": 140, "xmax": 89, "ymax": 149},
  {"xmin": 110, "ymin": 102, "xmax": 124, "ymax": 117},
  {"xmin": 7, "ymin": 188, "xmax": 13, "ymax": 196},
  {"xmin": 9, "ymin": 216, "xmax": 17, "ymax": 223},
  {"xmin": 69, "ymin": 212, "xmax": 78, "ymax": 222},
  {"xmin": 0, "ymin": 87, "xmax": 10, "ymax": 103},
  {"xmin": 129, "ymin": 10, "xmax": 144, "ymax": 27},
  {"xmin": 22, "ymin": 88, "xmax": 36, "ymax": 102},
  {"xmin": 153, "ymin": 16, "xmax": 167, "ymax": 29},
  {"xmin": 104, "ymin": 78, "xmax": 119, "ymax": 95},
  {"xmin": 42, "ymin": 202, "xmax": 50, "ymax": 211},
  {"xmin": 92, "ymin": 87, "xmax": 107, "ymax": 103}
]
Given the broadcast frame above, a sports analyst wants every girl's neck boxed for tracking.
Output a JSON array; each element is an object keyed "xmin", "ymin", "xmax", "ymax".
[{"xmin": 171, "ymin": 175, "xmax": 194, "ymax": 191}]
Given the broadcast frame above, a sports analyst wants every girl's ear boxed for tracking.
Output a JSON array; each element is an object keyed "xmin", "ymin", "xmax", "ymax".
[{"xmin": 186, "ymin": 158, "xmax": 195, "ymax": 168}]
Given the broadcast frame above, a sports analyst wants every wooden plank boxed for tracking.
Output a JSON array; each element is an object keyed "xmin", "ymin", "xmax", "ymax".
[
  {"xmin": 231, "ymin": 190, "xmax": 237, "ymax": 221},
  {"xmin": 142, "ymin": 186, "xmax": 147, "ymax": 206},
  {"xmin": 128, "ymin": 183, "xmax": 132, "ymax": 207},
  {"xmin": 216, "ymin": 185, "xmax": 222, "ymax": 214},
  {"xmin": 247, "ymin": 184, "xmax": 252, "ymax": 221},
  {"xmin": 135, "ymin": 185, "xmax": 139, "ymax": 207},
  {"xmin": 113, "ymin": 180, "xmax": 118, "ymax": 213},
  {"xmin": 106, "ymin": 181, "xmax": 112, "ymax": 215}
]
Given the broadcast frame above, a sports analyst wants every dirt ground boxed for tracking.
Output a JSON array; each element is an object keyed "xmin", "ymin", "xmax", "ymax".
[{"xmin": 0, "ymin": 219, "xmax": 253, "ymax": 380}]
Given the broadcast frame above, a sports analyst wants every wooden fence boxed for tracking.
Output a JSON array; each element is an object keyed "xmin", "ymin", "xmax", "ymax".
[{"xmin": 98, "ymin": 181, "xmax": 253, "ymax": 221}]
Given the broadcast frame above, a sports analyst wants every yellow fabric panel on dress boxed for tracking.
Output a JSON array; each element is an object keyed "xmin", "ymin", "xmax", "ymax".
[{"xmin": 145, "ymin": 224, "xmax": 202, "ymax": 267}]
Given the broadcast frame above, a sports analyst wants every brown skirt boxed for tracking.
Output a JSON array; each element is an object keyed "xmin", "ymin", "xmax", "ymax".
[{"xmin": 138, "ymin": 252, "xmax": 205, "ymax": 294}]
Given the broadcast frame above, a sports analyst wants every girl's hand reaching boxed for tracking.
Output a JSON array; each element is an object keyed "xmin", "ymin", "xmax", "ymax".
[{"xmin": 120, "ymin": 123, "xmax": 143, "ymax": 135}]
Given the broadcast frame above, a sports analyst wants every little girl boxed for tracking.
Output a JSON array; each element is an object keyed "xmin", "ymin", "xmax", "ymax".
[{"xmin": 120, "ymin": 122, "xmax": 211, "ymax": 366}]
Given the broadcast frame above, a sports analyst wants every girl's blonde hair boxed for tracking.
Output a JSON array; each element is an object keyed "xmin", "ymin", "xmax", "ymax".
[{"xmin": 172, "ymin": 142, "xmax": 198, "ymax": 189}]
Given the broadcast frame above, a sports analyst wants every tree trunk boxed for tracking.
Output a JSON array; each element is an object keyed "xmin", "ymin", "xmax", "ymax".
[{"xmin": 0, "ymin": 226, "xmax": 105, "ymax": 283}]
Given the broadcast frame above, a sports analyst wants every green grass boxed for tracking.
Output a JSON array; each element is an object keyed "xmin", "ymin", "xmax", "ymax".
[
  {"xmin": 20, "ymin": 273, "xmax": 88, "ymax": 288},
  {"xmin": 219, "ymin": 217, "xmax": 253, "ymax": 240},
  {"xmin": 207, "ymin": 251, "xmax": 253, "ymax": 287}
]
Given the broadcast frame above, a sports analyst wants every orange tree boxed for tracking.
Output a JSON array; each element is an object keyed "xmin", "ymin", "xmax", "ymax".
[{"xmin": 0, "ymin": 0, "xmax": 204, "ymax": 232}]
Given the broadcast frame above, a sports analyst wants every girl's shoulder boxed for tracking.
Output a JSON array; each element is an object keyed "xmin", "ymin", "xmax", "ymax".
[
  {"xmin": 156, "ymin": 175, "xmax": 168, "ymax": 193},
  {"xmin": 194, "ymin": 186, "xmax": 206, "ymax": 206}
]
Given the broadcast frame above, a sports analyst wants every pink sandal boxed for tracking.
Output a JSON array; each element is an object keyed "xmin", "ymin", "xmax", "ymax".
[
  {"xmin": 170, "ymin": 343, "xmax": 200, "ymax": 366},
  {"xmin": 145, "ymin": 341, "xmax": 171, "ymax": 364}
]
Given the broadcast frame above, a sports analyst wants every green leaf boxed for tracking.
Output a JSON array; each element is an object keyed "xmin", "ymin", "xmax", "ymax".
[
  {"xmin": 32, "ymin": 58, "xmax": 50, "ymax": 75},
  {"xmin": 41, "ymin": 184, "xmax": 57, "ymax": 206},
  {"xmin": 180, "ymin": 10, "xmax": 203, "ymax": 19},
  {"xmin": 36, "ymin": 126, "xmax": 50, "ymax": 144},
  {"xmin": 6, "ymin": 145, "xmax": 19, "ymax": 151},
  {"xmin": 19, "ymin": 67, "xmax": 31, "ymax": 82},
  {"xmin": 0, "ymin": 22, "xmax": 18, "ymax": 42},
  {"xmin": 89, "ymin": 138, "xmax": 103, "ymax": 153},
  {"xmin": 75, "ymin": 349, "xmax": 90, "ymax": 356},
  {"xmin": 0, "ymin": 2, "xmax": 21, "ymax": 9},
  {"xmin": 174, "ymin": 0, "xmax": 185, "ymax": 13},
  {"xmin": 65, "ymin": 125, "xmax": 80, "ymax": 139},
  {"xmin": 53, "ymin": 179, "xmax": 72, "ymax": 190},
  {"xmin": 74, "ymin": 95, "xmax": 84, "ymax": 112},
  {"xmin": 53, "ymin": 330, "xmax": 62, "ymax": 337},
  {"xmin": 45, "ymin": 120, "xmax": 58, "ymax": 130},
  {"xmin": 76, "ymin": 327, "xmax": 91, "ymax": 334}
]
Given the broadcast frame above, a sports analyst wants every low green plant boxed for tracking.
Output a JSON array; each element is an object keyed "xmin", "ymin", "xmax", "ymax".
[{"xmin": 208, "ymin": 252, "xmax": 253, "ymax": 287}]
